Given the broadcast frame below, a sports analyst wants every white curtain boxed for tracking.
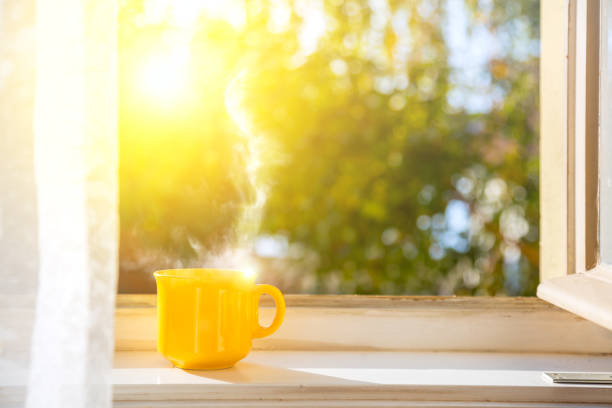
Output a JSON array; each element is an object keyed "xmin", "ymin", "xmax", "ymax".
[{"xmin": 0, "ymin": 0, "xmax": 118, "ymax": 407}]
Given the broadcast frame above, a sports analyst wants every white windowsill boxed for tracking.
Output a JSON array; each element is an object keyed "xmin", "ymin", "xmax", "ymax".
[
  {"xmin": 7, "ymin": 297, "xmax": 609, "ymax": 405},
  {"xmin": 2, "ymin": 350, "xmax": 612, "ymax": 406},
  {"xmin": 109, "ymin": 350, "xmax": 612, "ymax": 407},
  {"xmin": 6, "ymin": 292, "xmax": 612, "ymax": 407},
  {"xmin": 538, "ymin": 265, "xmax": 612, "ymax": 331}
]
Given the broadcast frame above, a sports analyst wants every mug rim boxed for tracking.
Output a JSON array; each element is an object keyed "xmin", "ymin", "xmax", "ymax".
[{"xmin": 153, "ymin": 268, "xmax": 251, "ymax": 281}]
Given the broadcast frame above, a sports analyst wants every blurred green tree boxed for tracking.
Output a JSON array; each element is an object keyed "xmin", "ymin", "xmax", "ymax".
[{"xmin": 118, "ymin": 0, "xmax": 539, "ymax": 295}]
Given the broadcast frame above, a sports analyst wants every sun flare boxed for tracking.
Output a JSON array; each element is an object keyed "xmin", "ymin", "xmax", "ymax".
[
  {"xmin": 241, "ymin": 266, "xmax": 257, "ymax": 279},
  {"xmin": 138, "ymin": 51, "xmax": 190, "ymax": 101}
]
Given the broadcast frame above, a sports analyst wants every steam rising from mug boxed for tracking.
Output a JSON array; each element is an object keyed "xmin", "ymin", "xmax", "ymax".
[
  {"xmin": 118, "ymin": 4, "xmax": 271, "ymax": 289},
  {"xmin": 187, "ymin": 68, "xmax": 267, "ymax": 274},
  {"xmin": 224, "ymin": 68, "xmax": 267, "ymax": 248}
]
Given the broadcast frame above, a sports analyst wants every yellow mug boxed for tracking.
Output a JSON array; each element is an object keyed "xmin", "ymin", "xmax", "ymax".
[{"xmin": 154, "ymin": 268, "xmax": 285, "ymax": 369}]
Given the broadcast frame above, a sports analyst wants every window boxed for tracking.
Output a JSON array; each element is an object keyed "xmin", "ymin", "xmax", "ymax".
[
  {"xmin": 538, "ymin": 0, "xmax": 612, "ymax": 330},
  {"xmin": 2, "ymin": 1, "xmax": 612, "ymax": 407},
  {"xmin": 118, "ymin": 0, "xmax": 540, "ymax": 297}
]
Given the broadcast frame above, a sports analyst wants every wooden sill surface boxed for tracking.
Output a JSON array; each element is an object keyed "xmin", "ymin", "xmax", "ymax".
[
  {"xmin": 111, "ymin": 351, "xmax": 612, "ymax": 407},
  {"xmin": 3, "ymin": 351, "xmax": 612, "ymax": 406},
  {"xmin": 116, "ymin": 294, "xmax": 612, "ymax": 354}
]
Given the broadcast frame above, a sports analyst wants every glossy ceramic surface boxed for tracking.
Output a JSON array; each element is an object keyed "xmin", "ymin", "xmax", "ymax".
[{"xmin": 154, "ymin": 268, "xmax": 285, "ymax": 369}]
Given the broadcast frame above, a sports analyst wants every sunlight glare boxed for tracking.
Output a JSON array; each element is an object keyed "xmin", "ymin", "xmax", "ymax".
[
  {"xmin": 168, "ymin": 0, "xmax": 246, "ymax": 30},
  {"xmin": 138, "ymin": 50, "xmax": 190, "ymax": 102},
  {"xmin": 241, "ymin": 265, "xmax": 257, "ymax": 280}
]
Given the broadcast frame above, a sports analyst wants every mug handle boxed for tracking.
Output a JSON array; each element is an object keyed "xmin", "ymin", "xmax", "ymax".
[{"xmin": 252, "ymin": 284, "xmax": 285, "ymax": 339}]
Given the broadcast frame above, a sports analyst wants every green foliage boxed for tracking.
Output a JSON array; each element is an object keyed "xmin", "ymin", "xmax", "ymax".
[{"xmin": 119, "ymin": 0, "xmax": 539, "ymax": 295}]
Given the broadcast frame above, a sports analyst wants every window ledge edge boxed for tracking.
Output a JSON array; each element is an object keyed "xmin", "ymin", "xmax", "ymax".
[
  {"xmin": 538, "ymin": 266, "xmax": 612, "ymax": 331},
  {"xmin": 115, "ymin": 295, "xmax": 612, "ymax": 354}
]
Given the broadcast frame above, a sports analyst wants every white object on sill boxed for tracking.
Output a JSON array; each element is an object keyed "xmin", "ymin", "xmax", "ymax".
[{"xmin": 544, "ymin": 372, "xmax": 612, "ymax": 384}]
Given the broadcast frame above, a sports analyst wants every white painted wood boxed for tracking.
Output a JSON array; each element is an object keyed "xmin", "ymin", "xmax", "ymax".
[
  {"xmin": 600, "ymin": 0, "xmax": 612, "ymax": 263},
  {"xmin": 109, "ymin": 351, "xmax": 612, "ymax": 406},
  {"xmin": 537, "ymin": 265, "xmax": 612, "ymax": 331},
  {"xmin": 5, "ymin": 351, "xmax": 612, "ymax": 406},
  {"xmin": 82, "ymin": 351, "xmax": 612, "ymax": 406},
  {"xmin": 540, "ymin": 0, "xmax": 570, "ymax": 280},
  {"xmin": 111, "ymin": 403, "xmax": 612, "ymax": 408},
  {"xmin": 573, "ymin": 0, "xmax": 588, "ymax": 274},
  {"xmin": 115, "ymin": 295, "xmax": 612, "ymax": 354},
  {"xmin": 538, "ymin": 0, "xmax": 612, "ymax": 332}
]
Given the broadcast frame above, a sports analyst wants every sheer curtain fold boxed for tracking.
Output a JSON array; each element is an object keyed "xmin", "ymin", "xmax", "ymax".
[{"xmin": 1, "ymin": 0, "xmax": 118, "ymax": 407}]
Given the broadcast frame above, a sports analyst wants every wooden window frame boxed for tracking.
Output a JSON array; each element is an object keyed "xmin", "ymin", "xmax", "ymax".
[
  {"xmin": 115, "ymin": 294, "xmax": 612, "ymax": 354},
  {"xmin": 114, "ymin": 0, "xmax": 612, "ymax": 354},
  {"xmin": 538, "ymin": 0, "xmax": 612, "ymax": 331}
]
